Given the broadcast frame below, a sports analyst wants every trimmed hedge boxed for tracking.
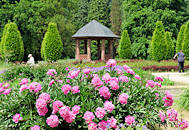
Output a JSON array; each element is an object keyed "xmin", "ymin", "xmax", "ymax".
[
  {"xmin": 0, "ymin": 22, "xmax": 24, "ymax": 61},
  {"xmin": 142, "ymin": 65, "xmax": 189, "ymax": 71},
  {"xmin": 183, "ymin": 21, "xmax": 189, "ymax": 59},
  {"xmin": 118, "ymin": 30, "xmax": 132, "ymax": 59},
  {"xmin": 176, "ymin": 24, "xmax": 186, "ymax": 53},
  {"xmin": 149, "ymin": 21, "xmax": 167, "ymax": 61},
  {"xmin": 165, "ymin": 32, "xmax": 174, "ymax": 59},
  {"xmin": 41, "ymin": 22, "xmax": 63, "ymax": 61}
]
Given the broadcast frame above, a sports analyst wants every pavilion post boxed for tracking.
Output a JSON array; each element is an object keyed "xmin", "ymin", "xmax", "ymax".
[
  {"xmin": 84, "ymin": 40, "xmax": 87, "ymax": 54},
  {"xmin": 75, "ymin": 39, "xmax": 80, "ymax": 60},
  {"xmin": 97, "ymin": 40, "xmax": 101, "ymax": 59},
  {"xmin": 87, "ymin": 39, "xmax": 91, "ymax": 61},
  {"xmin": 109, "ymin": 40, "xmax": 113, "ymax": 58},
  {"xmin": 101, "ymin": 39, "xmax": 105, "ymax": 61}
]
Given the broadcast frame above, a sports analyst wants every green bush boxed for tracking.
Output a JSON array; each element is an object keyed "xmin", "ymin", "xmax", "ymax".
[
  {"xmin": 165, "ymin": 32, "xmax": 174, "ymax": 59},
  {"xmin": 176, "ymin": 24, "xmax": 186, "ymax": 53},
  {"xmin": 149, "ymin": 21, "xmax": 167, "ymax": 61},
  {"xmin": 41, "ymin": 22, "xmax": 63, "ymax": 61},
  {"xmin": 177, "ymin": 88, "xmax": 189, "ymax": 111},
  {"xmin": 182, "ymin": 21, "xmax": 189, "ymax": 59},
  {"xmin": 1, "ymin": 22, "xmax": 24, "ymax": 62},
  {"xmin": 118, "ymin": 30, "xmax": 132, "ymax": 59}
]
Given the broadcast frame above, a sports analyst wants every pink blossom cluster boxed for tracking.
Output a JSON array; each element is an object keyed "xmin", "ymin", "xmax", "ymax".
[
  {"xmin": 61, "ymin": 85, "xmax": 80, "ymax": 95},
  {"xmin": 119, "ymin": 76, "xmax": 129, "ymax": 83},
  {"xmin": 154, "ymin": 82, "xmax": 162, "ymax": 87},
  {"xmin": 163, "ymin": 91, "xmax": 173, "ymax": 107},
  {"xmin": 155, "ymin": 76, "xmax": 164, "ymax": 82},
  {"xmin": 106, "ymin": 59, "xmax": 117, "ymax": 67},
  {"xmin": 95, "ymin": 107, "xmax": 106, "ymax": 119},
  {"xmin": 31, "ymin": 125, "xmax": 40, "ymax": 130},
  {"xmin": 19, "ymin": 78, "xmax": 28, "ymax": 85},
  {"xmin": 47, "ymin": 69, "xmax": 57, "ymax": 76},
  {"xmin": 84, "ymin": 111, "xmax": 95, "ymax": 123},
  {"xmin": 134, "ymin": 75, "xmax": 141, "ymax": 80},
  {"xmin": 116, "ymin": 69, "xmax": 123, "ymax": 75},
  {"xmin": 109, "ymin": 80, "xmax": 119, "ymax": 90},
  {"xmin": 66, "ymin": 67, "xmax": 69, "ymax": 72},
  {"xmin": 167, "ymin": 109, "xmax": 178, "ymax": 122},
  {"xmin": 99, "ymin": 86, "xmax": 111, "ymax": 99},
  {"xmin": 52, "ymin": 100, "xmax": 63, "ymax": 114},
  {"xmin": 46, "ymin": 115, "xmax": 59, "ymax": 128},
  {"xmin": 119, "ymin": 93, "xmax": 129, "ymax": 104},
  {"xmin": 104, "ymin": 101, "xmax": 114, "ymax": 113},
  {"xmin": 178, "ymin": 120, "xmax": 189, "ymax": 130},
  {"xmin": 0, "ymin": 83, "xmax": 12, "ymax": 95},
  {"xmin": 13, "ymin": 113, "xmax": 22, "ymax": 123},
  {"xmin": 49, "ymin": 80, "xmax": 55, "ymax": 86},
  {"xmin": 91, "ymin": 74, "xmax": 103, "ymax": 89},
  {"xmin": 67, "ymin": 70, "xmax": 80, "ymax": 79},
  {"xmin": 123, "ymin": 65, "xmax": 130, "ymax": 71},
  {"xmin": 28, "ymin": 82, "xmax": 42, "ymax": 93},
  {"xmin": 98, "ymin": 120, "xmax": 107, "ymax": 130},
  {"xmin": 125, "ymin": 115, "xmax": 135, "ymax": 126},
  {"xmin": 39, "ymin": 93, "xmax": 51, "ymax": 103},
  {"xmin": 107, "ymin": 117, "xmax": 117, "ymax": 129},
  {"xmin": 83, "ymin": 68, "xmax": 91, "ymax": 74},
  {"xmin": 88, "ymin": 122, "xmax": 98, "ymax": 130},
  {"xmin": 159, "ymin": 111, "xmax": 166, "ymax": 122},
  {"xmin": 20, "ymin": 85, "xmax": 28, "ymax": 92},
  {"xmin": 126, "ymin": 69, "xmax": 135, "ymax": 75},
  {"xmin": 102, "ymin": 73, "xmax": 111, "ymax": 84},
  {"xmin": 146, "ymin": 80, "xmax": 155, "ymax": 88}
]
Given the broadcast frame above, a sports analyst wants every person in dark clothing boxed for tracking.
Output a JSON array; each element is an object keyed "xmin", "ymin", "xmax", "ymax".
[{"xmin": 173, "ymin": 50, "xmax": 185, "ymax": 73}]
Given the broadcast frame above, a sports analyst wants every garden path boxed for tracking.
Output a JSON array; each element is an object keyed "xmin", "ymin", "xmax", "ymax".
[{"xmin": 152, "ymin": 72, "xmax": 189, "ymax": 130}]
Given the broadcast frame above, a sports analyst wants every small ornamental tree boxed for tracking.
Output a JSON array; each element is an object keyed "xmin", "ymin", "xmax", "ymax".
[
  {"xmin": 149, "ymin": 21, "xmax": 167, "ymax": 61},
  {"xmin": 118, "ymin": 30, "xmax": 132, "ymax": 59},
  {"xmin": 176, "ymin": 24, "xmax": 186, "ymax": 53},
  {"xmin": 182, "ymin": 21, "xmax": 189, "ymax": 59},
  {"xmin": 165, "ymin": 32, "xmax": 174, "ymax": 59},
  {"xmin": 41, "ymin": 22, "xmax": 63, "ymax": 61},
  {"xmin": 0, "ymin": 23, "xmax": 10, "ymax": 59},
  {"xmin": 2, "ymin": 22, "xmax": 24, "ymax": 62}
]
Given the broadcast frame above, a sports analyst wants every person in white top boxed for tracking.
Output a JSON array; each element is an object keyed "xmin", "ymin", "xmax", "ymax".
[{"xmin": 27, "ymin": 54, "xmax": 35, "ymax": 66}]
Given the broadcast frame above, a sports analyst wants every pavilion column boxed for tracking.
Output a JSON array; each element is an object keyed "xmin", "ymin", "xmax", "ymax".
[
  {"xmin": 75, "ymin": 39, "xmax": 80, "ymax": 60},
  {"xmin": 84, "ymin": 40, "xmax": 87, "ymax": 54},
  {"xmin": 87, "ymin": 39, "xmax": 91, "ymax": 61},
  {"xmin": 97, "ymin": 40, "xmax": 101, "ymax": 60},
  {"xmin": 109, "ymin": 40, "xmax": 113, "ymax": 58},
  {"xmin": 101, "ymin": 39, "xmax": 105, "ymax": 61}
]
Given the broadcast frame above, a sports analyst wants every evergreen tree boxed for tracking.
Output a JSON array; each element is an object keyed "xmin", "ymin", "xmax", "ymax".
[
  {"xmin": 88, "ymin": 0, "xmax": 110, "ymax": 27},
  {"xmin": 118, "ymin": 30, "xmax": 132, "ymax": 59},
  {"xmin": 176, "ymin": 25, "xmax": 186, "ymax": 53},
  {"xmin": 41, "ymin": 22, "xmax": 63, "ymax": 61},
  {"xmin": 149, "ymin": 21, "xmax": 167, "ymax": 61},
  {"xmin": 0, "ymin": 23, "xmax": 9, "ymax": 59},
  {"xmin": 165, "ymin": 31, "xmax": 174, "ymax": 59},
  {"xmin": 182, "ymin": 21, "xmax": 189, "ymax": 59},
  {"xmin": 2, "ymin": 22, "xmax": 24, "ymax": 62}
]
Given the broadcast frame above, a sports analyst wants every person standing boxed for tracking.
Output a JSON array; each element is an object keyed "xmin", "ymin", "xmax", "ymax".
[
  {"xmin": 27, "ymin": 54, "xmax": 35, "ymax": 66},
  {"xmin": 173, "ymin": 50, "xmax": 185, "ymax": 73}
]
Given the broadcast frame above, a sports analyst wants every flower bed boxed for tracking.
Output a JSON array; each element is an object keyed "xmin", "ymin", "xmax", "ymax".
[
  {"xmin": 142, "ymin": 65, "xmax": 189, "ymax": 71},
  {"xmin": 0, "ymin": 59, "xmax": 188, "ymax": 129}
]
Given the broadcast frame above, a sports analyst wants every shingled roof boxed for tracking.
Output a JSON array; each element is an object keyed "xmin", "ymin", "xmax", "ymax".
[{"xmin": 72, "ymin": 20, "xmax": 119, "ymax": 38}]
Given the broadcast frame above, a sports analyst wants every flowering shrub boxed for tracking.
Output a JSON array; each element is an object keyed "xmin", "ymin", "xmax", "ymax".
[{"xmin": 0, "ymin": 59, "xmax": 188, "ymax": 129}]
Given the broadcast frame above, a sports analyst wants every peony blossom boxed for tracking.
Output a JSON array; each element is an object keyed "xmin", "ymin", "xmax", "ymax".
[
  {"xmin": 106, "ymin": 59, "xmax": 117, "ymax": 67},
  {"xmin": 49, "ymin": 80, "xmax": 55, "ymax": 86},
  {"xmin": 155, "ymin": 76, "xmax": 164, "ymax": 82},
  {"xmin": 109, "ymin": 80, "xmax": 119, "ymax": 90},
  {"xmin": 47, "ymin": 69, "xmax": 57, "ymax": 76},
  {"xmin": 37, "ymin": 106, "xmax": 48, "ymax": 116},
  {"xmin": 163, "ymin": 91, "xmax": 173, "ymax": 107},
  {"xmin": 59, "ymin": 106, "xmax": 71, "ymax": 119},
  {"xmin": 104, "ymin": 101, "xmax": 114, "ymax": 113},
  {"xmin": 83, "ymin": 68, "xmax": 91, "ymax": 74},
  {"xmin": 2, "ymin": 88, "xmax": 12, "ymax": 95},
  {"xmin": 119, "ymin": 76, "xmax": 129, "ymax": 83},
  {"xmin": 20, "ymin": 78, "xmax": 28, "ymax": 85},
  {"xmin": 88, "ymin": 122, "xmax": 98, "ymax": 130},
  {"xmin": 125, "ymin": 115, "xmax": 135, "ymax": 126},
  {"xmin": 13, "ymin": 113, "xmax": 22, "ymax": 123},
  {"xmin": 52, "ymin": 101, "xmax": 63, "ymax": 114},
  {"xmin": 46, "ymin": 115, "xmax": 59, "ymax": 128},
  {"xmin": 146, "ymin": 80, "xmax": 155, "ymax": 88},
  {"xmin": 20, "ymin": 85, "xmax": 28, "ymax": 92},
  {"xmin": 119, "ymin": 93, "xmax": 129, "ymax": 104},
  {"xmin": 67, "ymin": 70, "xmax": 80, "ymax": 79},
  {"xmin": 134, "ymin": 75, "xmax": 141, "ymax": 80},
  {"xmin": 98, "ymin": 120, "xmax": 107, "ymax": 130},
  {"xmin": 178, "ymin": 120, "xmax": 189, "ymax": 130},
  {"xmin": 28, "ymin": 82, "xmax": 42, "ymax": 93},
  {"xmin": 71, "ymin": 86, "xmax": 80, "ymax": 94},
  {"xmin": 107, "ymin": 116, "xmax": 117, "ymax": 129},
  {"xmin": 126, "ymin": 69, "xmax": 135, "ymax": 75},
  {"xmin": 61, "ymin": 85, "xmax": 72, "ymax": 95},
  {"xmin": 31, "ymin": 125, "xmax": 40, "ymax": 130},
  {"xmin": 102, "ymin": 73, "xmax": 111, "ymax": 84},
  {"xmin": 116, "ymin": 69, "xmax": 123, "ymax": 75},
  {"xmin": 123, "ymin": 65, "xmax": 130, "ymax": 71},
  {"xmin": 167, "ymin": 109, "xmax": 178, "ymax": 122},
  {"xmin": 36, "ymin": 98, "xmax": 47, "ymax": 109},
  {"xmin": 84, "ymin": 111, "xmax": 95, "ymax": 123},
  {"xmin": 91, "ymin": 75, "xmax": 103, "ymax": 89},
  {"xmin": 159, "ymin": 111, "xmax": 166, "ymax": 122},
  {"xmin": 95, "ymin": 107, "xmax": 106, "ymax": 119},
  {"xmin": 99, "ymin": 86, "xmax": 111, "ymax": 99},
  {"xmin": 72, "ymin": 105, "xmax": 80, "ymax": 115},
  {"xmin": 4, "ymin": 83, "xmax": 9, "ymax": 89},
  {"xmin": 39, "ymin": 93, "xmax": 51, "ymax": 103}
]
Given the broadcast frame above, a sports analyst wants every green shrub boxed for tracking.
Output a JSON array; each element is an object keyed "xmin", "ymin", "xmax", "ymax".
[
  {"xmin": 182, "ymin": 21, "xmax": 189, "ymax": 59},
  {"xmin": 165, "ymin": 32, "xmax": 174, "ymax": 59},
  {"xmin": 176, "ymin": 24, "xmax": 186, "ymax": 53},
  {"xmin": 118, "ymin": 30, "xmax": 132, "ymax": 59},
  {"xmin": 1, "ymin": 22, "xmax": 24, "ymax": 62},
  {"xmin": 177, "ymin": 88, "xmax": 189, "ymax": 111},
  {"xmin": 41, "ymin": 22, "xmax": 63, "ymax": 61},
  {"xmin": 149, "ymin": 21, "xmax": 167, "ymax": 61}
]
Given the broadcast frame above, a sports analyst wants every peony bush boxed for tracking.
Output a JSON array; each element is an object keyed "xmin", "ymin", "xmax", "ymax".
[{"xmin": 0, "ymin": 59, "xmax": 188, "ymax": 129}]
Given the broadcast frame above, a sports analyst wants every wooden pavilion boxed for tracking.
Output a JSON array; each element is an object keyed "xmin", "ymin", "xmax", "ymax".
[{"xmin": 72, "ymin": 20, "xmax": 119, "ymax": 61}]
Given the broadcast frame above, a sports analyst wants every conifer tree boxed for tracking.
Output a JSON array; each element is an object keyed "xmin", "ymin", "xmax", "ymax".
[
  {"xmin": 182, "ymin": 21, "xmax": 189, "ymax": 59},
  {"xmin": 165, "ymin": 32, "xmax": 174, "ymax": 59},
  {"xmin": 0, "ymin": 23, "xmax": 9, "ymax": 59},
  {"xmin": 176, "ymin": 25, "xmax": 186, "ymax": 53}
]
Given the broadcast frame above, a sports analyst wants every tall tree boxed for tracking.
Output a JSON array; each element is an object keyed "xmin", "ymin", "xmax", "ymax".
[
  {"xmin": 176, "ymin": 24, "xmax": 186, "ymax": 53},
  {"xmin": 165, "ymin": 31, "xmax": 174, "ymax": 59},
  {"xmin": 182, "ymin": 21, "xmax": 189, "ymax": 59},
  {"xmin": 149, "ymin": 21, "xmax": 167, "ymax": 61}
]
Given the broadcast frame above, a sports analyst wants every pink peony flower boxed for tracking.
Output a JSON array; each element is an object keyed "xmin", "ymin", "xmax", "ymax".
[
  {"xmin": 2, "ymin": 88, "xmax": 12, "ymax": 95},
  {"xmin": 116, "ymin": 69, "xmax": 123, "ymax": 75},
  {"xmin": 20, "ymin": 85, "xmax": 28, "ymax": 92},
  {"xmin": 119, "ymin": 76, "xmax": 129, "ymax": 83},
  {"xmin": 104, "ymin": 101, "xmax": 114, "ymax": 113},
  {"xmin": 31, "ymin": 125, "xmax": 40, "ymax": 130},
  {"xmin": 146, "ymin": 80, "xmax": 155, "ymax": 88},
  {"xmin": 83, "ymin": 68, "xmax": 91, "ymax": 74},
  {"xmin": 109, "ymin": 80, "xmax": 119, "ymax": 90},
  {"xmin": 110, "ymin": 77, "xmax": 119, "ymax": 83},
  {"xmin": 106, "ymin": 59, "xmax": 117, "ymax": 67},
  {"xmin": 98, "ymin": 120, "xmax": 107, "ymax": 130},
  {"xmin": 36, "ymin": 98, "xmax": 47, "ymax": 109},
  {"xmin": 59, "ymin": 106, "xmax": 71, "ymax": 119},
  {"xmin": 134, "ymin": 75, "xmax": 141, "ymax": 80},
  {"xmin": 178, "ymin": 120, "xmax": 189, "ymax": 130},
  {"xmin": 4, "ymin": 83, "xmax": 9, "ymax": 89},
  {"xmin": 154, "ymin": 82, "xmax": 162, "ymax": 87},
  {"xmin": 107, "ymin": 116, "xmax": 117, "ymax": 129},
  {"xmin": 163, "ymin": 91, "xmax": 173, "ymax": 107},
  {"xmin": 67, "ymin": 70, "xmax": 80, "ymax": 79},
  {"xmin": 123, "ymin": 65, "xmax": 130, "ymax": 71},
  {"xmin": 102, "ymin": 73, "xmax": 111, "ymax": 84},
  {"xmin": 46, "ymin": 115, "xmax": 59, "ymax": 128},
  {"xmin": 167, "ymin": 109, "xmax": 178, "ymax": 122},
  {"xmin": 13, "ymin": 113, "xmax": 22, "ymax": 123},
  {"xmin": 155, "ymin": 76, "xmax": 164, "ymax": 82},
  {"xmin": 66, "ymin": 67, "xmax": 69, "ymax": 72},
  {"xmin": 126, "ymin": 69, "xmax": 135, "ymax": 75},
  {"xmin": 84, "ymin": 111, "xmax": 95, "ymax": 123},
  {"xmin": 0, "ymin": 87, "xmax": 4, "ymax": 93},
  {"xmin": 155, "ymin": 93, "xmax": 159, "ymax": 99},
  {"xmin": 52, "ymin": 100, "xmax": 63, "ymax": 114},
  {"xmin": 71, "ymin": 86, "xmax": 80, "ymax": 94},
  {"xmin": 91, "ymin": 75, "xmax": 103, "ymax": 88},
  {"xmin": 88, "ymin": 122, "xmax": 98, "ymax": 130},
  {"xmin": 28, "ymin": 82, "xmax": 42, "ymax": 93},
  {"xmin": 20, "ymin": 78, "xmax": 28, "ymax": 85},
  {"xmin": 0, "ymin": 83, "xmax": 3, "ymax": 88},
  {"xmin": 119, "ymin": 93, "xmax": 129, "ymax": 104},
  {"xmin": 49, "ymin": 80, "xmax": 55, "ymax": 86},
  {"xmin": 72, "ymin": 105, "xmax": 80, "ymax": 115},
  {"xmin": 125, "ymin": 115, "xmax": 135, "ymax": 126},
  {"xmin": 37, "ymin": 106, "xmax": 48, "ymax": 116},
  {"xmin": 64, "ymin": 111, "xmax": 76, "ymax": 123},
  {"xmin": 99, "ymin": 86, "xmax": 111, "ymax": 99},
  {"xmin": 58, "ymin": 80, "xmax": 63, "ymax": 83},
  {"xmin": 95, "ymin": 107, "xmax": 106, "ymax": 119},
  {"xmin": 39, "ymin": 93, "xmax": 51, "ymax": 103},
  {"xmin": 159, "ymin": 111, "xmax": 166, "ymax": 122},
  {"xmin": 47, "ymin": 69, "xmax": 57, "ymax": 76},
  {"xmin": 61, "ymin": 84, "xmax": 72, "ymax": 95}
]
